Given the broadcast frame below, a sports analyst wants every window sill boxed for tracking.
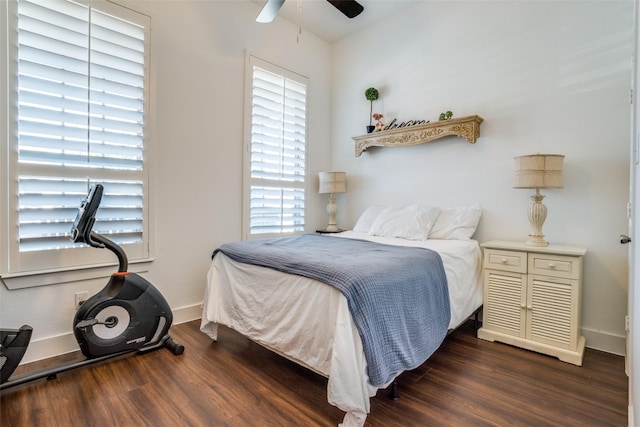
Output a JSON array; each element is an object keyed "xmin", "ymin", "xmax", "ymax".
[{"xmin": 1, "ymin": 258, "xmax": 154, "ymax": 290}]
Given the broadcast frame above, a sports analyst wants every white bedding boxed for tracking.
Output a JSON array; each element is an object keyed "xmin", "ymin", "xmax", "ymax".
[{"xmin": 200, "ymin": 232, "xmax": 483, "ymax": 426}]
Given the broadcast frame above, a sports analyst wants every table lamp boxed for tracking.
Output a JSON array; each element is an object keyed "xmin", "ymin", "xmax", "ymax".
[
  {"xmin": 319, "ymin": 172, "xmax": 346, "ymax": 232},
  {"xmin": 513, "ymin": 154, "xmax": 564, "ymax": 247}
]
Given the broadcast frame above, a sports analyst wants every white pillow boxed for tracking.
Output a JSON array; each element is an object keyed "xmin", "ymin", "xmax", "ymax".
[
  {"xmin": 429, "ymin": 204, "xmax": 482, "ymax": 240},
  {"xmin": 352, "ymin": 206, "xmax": 386, "ymax": 233},
  {"xmin": 369, "ymin": 205, "xmax": 440, "ymax": 240}
]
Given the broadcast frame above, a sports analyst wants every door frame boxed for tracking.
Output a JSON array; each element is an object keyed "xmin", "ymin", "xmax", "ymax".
[{"xmin": 629, "ymin": 1, "xmax": 639, "ymax": 425}]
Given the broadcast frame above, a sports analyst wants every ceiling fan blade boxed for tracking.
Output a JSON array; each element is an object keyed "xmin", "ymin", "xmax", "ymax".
[
  {"xmin": 326, "ymin": 0, "xmax": 364, "ymax": 19},
  {"xmin": 256, "ymin": 0, "xmax": 286, "ymax": 23}
]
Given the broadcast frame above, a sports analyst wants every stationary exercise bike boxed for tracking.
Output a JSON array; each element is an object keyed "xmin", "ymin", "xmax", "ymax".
[{"xmin": 0, "ymin": 184, "xmax": 183, "ymax": 390}]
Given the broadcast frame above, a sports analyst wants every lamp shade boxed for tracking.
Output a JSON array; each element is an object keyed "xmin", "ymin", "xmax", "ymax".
[
  {"xmin": 513, "ymin": 154, "xmax": 564, "ymax": 189},
  {"xmin": 319, "ymin": 172, "xmax": 346, "ymax": 194}
]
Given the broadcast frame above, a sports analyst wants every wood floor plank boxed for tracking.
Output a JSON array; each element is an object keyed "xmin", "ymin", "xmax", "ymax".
[{"xmin": 1, "ymin": 320, "xmax": 627, "ymax": 426}]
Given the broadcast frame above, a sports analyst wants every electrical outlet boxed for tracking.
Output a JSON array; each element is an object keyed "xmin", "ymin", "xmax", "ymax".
[{"xmin": 75, "ymin": 291, "xmax": 88, "ymax": 310}]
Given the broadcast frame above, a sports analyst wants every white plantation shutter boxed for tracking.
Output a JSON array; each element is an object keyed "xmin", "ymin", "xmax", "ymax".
[
  {"xmin": 4, "ymin": 0, "xmax": 150, "ymax": 275},
  {"xmin": 246, "ymin": 58, "xmax": 307, "ymax": 236},
  {"xmin": 18, "ymin": 178, "xmax": 144, "ymax": 252}
]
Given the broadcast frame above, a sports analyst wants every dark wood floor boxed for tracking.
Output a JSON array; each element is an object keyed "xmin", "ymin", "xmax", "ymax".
[{"xmin": 1, "ymin": 319, "xmax": 628, "ymax": 426}]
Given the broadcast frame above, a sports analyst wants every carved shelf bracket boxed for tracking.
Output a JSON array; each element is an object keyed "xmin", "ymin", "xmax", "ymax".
[{"xmin": 352, "ymin": 115, "xmax": 484, "ymax": 157}]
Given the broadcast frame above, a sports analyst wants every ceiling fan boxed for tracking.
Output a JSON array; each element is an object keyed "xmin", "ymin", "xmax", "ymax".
[{"xmin": 256, "ymin": 0, "xmax": 364, "ymax": 23}]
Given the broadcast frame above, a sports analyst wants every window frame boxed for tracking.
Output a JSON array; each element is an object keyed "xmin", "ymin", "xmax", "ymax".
[
  {"xmin": 242, "ymin": 54, "xmax": 309, "ymax": 240},
  {"xmin": 1, "ymin": 0, "xmax": 153, "ymax": 287}
]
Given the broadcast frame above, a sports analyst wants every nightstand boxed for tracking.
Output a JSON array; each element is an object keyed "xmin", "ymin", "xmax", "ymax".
[
  {"xmin": 477, "ymin": 240, "xmax": 587, "ymax": 365},
  {"xmin": 316, "ymin": 229, "xmax": 346, "ymax": 234}
]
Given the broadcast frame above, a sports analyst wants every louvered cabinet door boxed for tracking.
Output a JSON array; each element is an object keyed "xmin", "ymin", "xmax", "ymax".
[
  {"xmin": 526, "ymin": 275, "xmax": 579, "ymax": 350},
  {"xmin": 526, "ymin": 252, "xmax": 583, "ymax": 351},
  {"xmin": 483, "ymin": 269, "xmax": 526, "ymax": 338}
]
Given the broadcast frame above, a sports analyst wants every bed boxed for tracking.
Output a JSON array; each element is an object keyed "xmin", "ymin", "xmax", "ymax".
[{"xmin": 200, "ymin": 205, "xmax": 483, "ymax": 426}]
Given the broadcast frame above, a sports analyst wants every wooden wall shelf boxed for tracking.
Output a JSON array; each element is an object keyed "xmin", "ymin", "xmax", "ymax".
[{"xmin": 352, "ymin": 115, "xmax": 484, "ymax": 157}]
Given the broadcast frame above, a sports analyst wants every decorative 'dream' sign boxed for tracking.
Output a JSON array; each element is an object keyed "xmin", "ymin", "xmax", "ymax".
[
  {"xmin": 383, "ymin": 118, "xmax": 429, "ymax": 131},
  {"xmin": 352, "ymin": 115, "xmax": 484, "ymax": 157}
]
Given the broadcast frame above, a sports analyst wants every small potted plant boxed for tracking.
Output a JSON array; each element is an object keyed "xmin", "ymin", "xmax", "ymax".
[
  {"xmin": 439, "ymin": 111, "xmax": 453, "ymax": 121},
  {"xmin": 365, "ymin": 87, "xmax": 379, "ymax": 133}
]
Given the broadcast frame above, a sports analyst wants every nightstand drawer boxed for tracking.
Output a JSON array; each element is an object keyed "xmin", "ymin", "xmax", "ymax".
[
  {"xmin": 529, "ymin": 253, "xmax": 580, "ymax": 279},
  {"xmin": 484, "ymin": 249, "xmax": 527, "ymax": 273}
]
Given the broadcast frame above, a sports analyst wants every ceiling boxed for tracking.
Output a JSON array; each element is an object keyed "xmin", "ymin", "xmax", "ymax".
[{"xmin": 252, "ymin": 0, "xmax": 422, "ymax": 43}]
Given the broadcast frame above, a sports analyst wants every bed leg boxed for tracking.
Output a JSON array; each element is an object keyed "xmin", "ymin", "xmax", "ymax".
[
  {"xmin": 389, "ymin": 379, "xmax": 399, "ymax": 401},
  {"xmin": 474, "ymin": 306, "xmax": 483, "ymax": 330}
]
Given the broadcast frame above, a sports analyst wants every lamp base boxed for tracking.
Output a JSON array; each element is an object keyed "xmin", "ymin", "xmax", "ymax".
[
  {"xmin": 525, "ymin": 189, "xmax": 549, "ymax": 247},
  {"xmin": 325, "ymin": 194, "xmax": 339, "ymax": 232},
  {"xmin": 526, "ymin": 235, "xmax": 549, "ymax": 247}
]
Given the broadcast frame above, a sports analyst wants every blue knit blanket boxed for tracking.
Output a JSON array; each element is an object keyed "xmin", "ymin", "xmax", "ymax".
[{"xmin": 213, "ymin": 234, "xmax": 450, "ymax": 386}]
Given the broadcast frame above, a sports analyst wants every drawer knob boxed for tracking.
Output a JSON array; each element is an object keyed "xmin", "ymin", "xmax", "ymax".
[
  {"xmin": 501, "ymin": 258, "xmax": 507, "ymax": 263},
  {"xmin": 548, "ymin": 263, "xmax": 556, "ymax": 269}
]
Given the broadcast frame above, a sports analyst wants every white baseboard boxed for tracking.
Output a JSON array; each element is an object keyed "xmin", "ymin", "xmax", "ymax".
[
  {"xmin": 21, "ymin": 332, "xmax": 79, "ymax": 365},
  {"xmin": 19, "ymin": 303, "xmax": 202, "ymax": 364},
  {"xmin": 582, "ymin": 327, "xmax": 627, "ymax": 356},
  {"xmin": 16, "ymin": 308, "xmax": 626, "ymax": 364},
  {"xmin": 171, "ymin": 302, "xmax": 202, "ymax": 325}
]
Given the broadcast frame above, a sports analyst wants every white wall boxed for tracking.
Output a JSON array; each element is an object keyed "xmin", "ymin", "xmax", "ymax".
[
  {"xmin": 142, "ymin": 0, "xmax": 332, "ymax": 314},
  {"xmin": 331, "ymin": 0, "xmax": 634, "ymax": 354},
  {"xmin": 0, "ymin": 0, "xmax": 333, "ymax": 362}
]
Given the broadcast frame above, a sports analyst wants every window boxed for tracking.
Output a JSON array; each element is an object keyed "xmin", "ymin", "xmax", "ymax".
[
  {"xmin": 1, "ymin": 0, "xmax": 151, "ymax": 277},
  {"xmin": 244, "ymin": 56, "xmax": 308, "ymax": 238}
]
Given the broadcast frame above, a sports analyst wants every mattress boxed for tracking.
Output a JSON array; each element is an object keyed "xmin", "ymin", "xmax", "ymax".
[{"xmin": 200, "ymin": 232, "xmax": 483, "ymax": 426}]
